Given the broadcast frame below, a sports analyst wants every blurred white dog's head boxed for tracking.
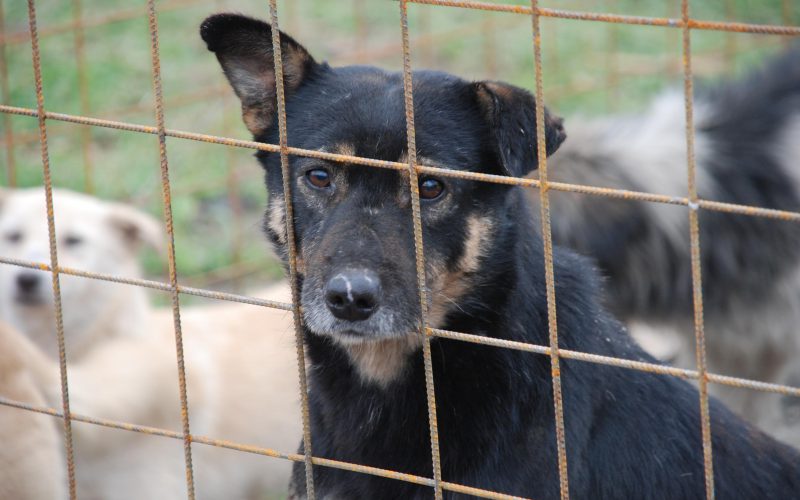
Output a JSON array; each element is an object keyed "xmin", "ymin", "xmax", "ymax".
[{"xmin": 0, "ymin": 188, "xmax": 162, "ymax": 358}]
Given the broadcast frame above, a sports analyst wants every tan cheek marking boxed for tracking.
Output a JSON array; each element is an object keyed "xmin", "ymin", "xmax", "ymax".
[
  {"xmin": 459, "ymin": 215, "xmax": 493, "ymax": 273},
  {"xmin": 344, "ymin": 335, "xmax": 424, "ymax": 387},
  {"xmin": 268, "ymin": 196, "xmax": 287, "ymax": 245},
  {"xmin": 426, "ymin": 254, "xmax": 466, "ymax": 329},
  {"xmin": 427, "ymin": 215, "xmax": 493, "ymax": 327}
]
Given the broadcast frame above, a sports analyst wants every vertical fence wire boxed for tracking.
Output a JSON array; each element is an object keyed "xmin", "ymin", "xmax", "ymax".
[
  {"xmin": 267, "ymin": 1, "xmax": 317, "ymax": 497},
  {"xmin": 399, "ymin": 1, "xmax": 444, "ymax": 498},
  {"xmin": 25, "ymin": 0, "xmax": 78, "ymax": 498},
  {"xmin": 530, "ymin": 1, "xmax": 570, "ymax": 498},
  {"xmin": 482, "ymin": 13, "xmax": 497, "ymax": 79},
  {"xmin": 680, "ymin": 1, "xmax": 715, "ymax": 498},
  {"xmin": 723, "ymin": 0, "xmax": 737, "ymax": 73},
  {"xmin": 71, "ymin": 0, "xmax": 93, "ymax": 193},
  {"xmin": 4, "ymin": 1, "xmax": 799, "ymax": 498},
  {"xmin": 143, "ymin": 1, "xmax": 196, "ymax": 498},
  {"xmin": 354, "ymin": 0, "xmax": 368, "ymax": 64},
  {"xmin": 417, "ymin": 4, "xmax": 432, "ymax": 68},
  {"xmin": 783, "ymin": 0, "xmax": 793, "ymax": 47},
  {"xmin": 605, "ymin": 0, "xmax": 619, "ymax": 110},
  {"xmin": 0, "ymin": 0, "xmax": 15, "ymax": 186}
]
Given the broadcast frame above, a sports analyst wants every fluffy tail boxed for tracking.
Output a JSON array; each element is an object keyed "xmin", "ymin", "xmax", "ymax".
[
  {"xmin": 701, "ymin": 43, "xmax": 800, "ymax": 147},
  {"xmin": 540, "ymin": 45, "xmax": 800, "ymax": 321}
]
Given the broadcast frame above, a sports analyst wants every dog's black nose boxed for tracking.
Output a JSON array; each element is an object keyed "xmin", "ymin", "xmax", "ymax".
[
  {"xmin": 16, "ymin": 272, "xmax": 41, "ymax": 293},
  {"xmin": 325, "ymin": 269, "xmax": 381, "ymax": 321}
]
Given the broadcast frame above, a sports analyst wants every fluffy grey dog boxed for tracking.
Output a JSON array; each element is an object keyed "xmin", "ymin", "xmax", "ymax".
[{"xmin": 532, "ymin": 47, "xmax": 800, "ymax": 447}]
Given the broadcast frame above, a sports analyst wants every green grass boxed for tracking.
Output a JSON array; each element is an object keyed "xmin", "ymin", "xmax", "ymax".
[{"xmin": 1, "ymin": 0, "xmax": 792, "ymax": 300}]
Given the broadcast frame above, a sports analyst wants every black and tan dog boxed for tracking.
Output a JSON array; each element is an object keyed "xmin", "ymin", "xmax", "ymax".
[{"xmin": 201, "ymin": 14, "xmax": 799, "ymax": 499}]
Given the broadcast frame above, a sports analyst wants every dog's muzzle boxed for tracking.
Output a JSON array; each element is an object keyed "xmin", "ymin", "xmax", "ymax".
[{"xmin": 14, "ymin": 271, "xmax": 45, "ymax": 305}]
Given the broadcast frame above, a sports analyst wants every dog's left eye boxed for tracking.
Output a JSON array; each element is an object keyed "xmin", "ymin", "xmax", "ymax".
[
  {"xmin": 4, "ymin": 230, "xmax": 22, "ymax": 244},
  {"xmin": 64, "ymin": 235, "xmax": 83, "ymax": 247},
  {"xmin": 419, "ymin": 177, "xmax": 445, "ymax": 200},
  {"xmin": 306, "ymin": 169, "xmax": 332, "ymax": 189}
]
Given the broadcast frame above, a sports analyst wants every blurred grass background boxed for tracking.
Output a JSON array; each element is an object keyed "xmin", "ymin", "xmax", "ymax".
[{"xmin": 1, "ymin": 0, "xmax": 794, "ymax": 301}]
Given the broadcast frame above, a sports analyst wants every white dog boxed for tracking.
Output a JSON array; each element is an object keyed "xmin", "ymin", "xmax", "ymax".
[
  {"xmin": 0, "ymin": 188, "xmax": 301, "ymax": 499},
  {"xmin": 0, "ymin": 187, "xmax": 161, "ymax": 360}
]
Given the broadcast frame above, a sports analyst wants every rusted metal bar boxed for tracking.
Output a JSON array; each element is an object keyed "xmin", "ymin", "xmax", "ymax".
[
  {"xmin": 353, "ymin": 0, "xmax": 369, "ymax": 64},
  {"xmin": 530, "ymin": 1, "xmax": 570, "ymax": 497},
  {"xmin": 399, "ymin": 0, "xmax": 444, "ymax": 497},
  {"xmin": 0, "ymin": 393, "xmax": 529, "ymax": 500},
  {"xmin": 404, "ymin": 0, "xmax": 800, "ymax": 36},
  {"xmin": 2, "ymin": 0, "xmax": 203, "ymax": 45},
  {"xmin": 5, "ymin": 2, "xmax": 798, "ymax": 499},
  {"xmin": 3, "ymin": 252, "xmax": 799, "ymax": 402},
  {"xmin": 143, "ymin": 1, "xmax": 196, "ymax": 497},
  {"xmin": 680, "ymin": 0, "xmax": 715, "ymax": 497},
  {"xmin": 4, "ymin": 104, "xmax": 800, "ymax": 223},
  {"xmin": 71, "ymin": 0, "xmax": 94, "ymax": 193},
  {"xmin": 25, "ymin": 0, "xmax": 77, "ymax": 497},
  {"xmin": 267, "ymin": 1, "xmax": 316, "ymax": 497},
  {"xmin": 605, "ymin": 0, "xmax": 619, "ymax": 110},
  {"xmin": 723, "ymin": 0, "xmax": 738, "ymax": 73},
  {"xmin": 0, "ymin": 0, "xmax": 15, "ymax": 186}
]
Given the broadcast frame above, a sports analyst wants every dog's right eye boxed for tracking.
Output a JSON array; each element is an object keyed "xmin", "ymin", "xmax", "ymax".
[
  {"xmin": 306, "ymin": 169, "xmax": 332, "ymax": 189},
  {"xmin": 419, "ymin": 177, "xmax": 445, "ymax": 200},
  {"xmin": 64, "ymin": 234, "xmax": 84, "ymax": 247},
  {"xmin": 4, "ymin": 231, "xmax": 22, "ymax": 244}
]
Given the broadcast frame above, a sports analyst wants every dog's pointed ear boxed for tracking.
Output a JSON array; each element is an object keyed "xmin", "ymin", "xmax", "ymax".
[
  {"xmin": 200, "ymin": 13, "xmax": 317, "ymax": 137},
  {"xmin": 474, "ymin": 81, "xmax": 566, "ymax": 177}
]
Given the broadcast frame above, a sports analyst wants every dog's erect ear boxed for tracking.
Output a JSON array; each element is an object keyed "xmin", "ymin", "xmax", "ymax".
[
  {"xmin": 200, "ymin": 13, "xmax": 316, "ymax": 137},
  {"xmin": 106, "ymin": 203, "xmax": 165, "ymax": 255},
  {"xmin": 474, "ymin": 81, "xmax": 566, "ymax": 177}
]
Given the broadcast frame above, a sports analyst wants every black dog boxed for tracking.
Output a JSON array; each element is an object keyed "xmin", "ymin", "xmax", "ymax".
[{"xmin": 201, "ymin": 14, "xmax": 800, "ymax": 499}]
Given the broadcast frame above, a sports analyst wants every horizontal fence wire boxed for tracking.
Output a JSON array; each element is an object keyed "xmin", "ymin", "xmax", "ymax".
[
  {"xmin": 2, "ymin": 254, "xmax": 799, "ymax": 399},
  {"xmin": 0, "ymin": 0, "xmax": 203, "ymax": 45},
  {"xmin": 4, "ymin": 103, "xmax": 800, "ymax": 223},
  {"xmin": 405, "ymin": 0, "xmax": 800, "ymax": 35},
  {"xmin": 0, "ymin": 393, "xmax": 527, "ymax": 500},
  {"xmin": 2, "ymin": 0, "xmax": 799, "ymax": 499}
]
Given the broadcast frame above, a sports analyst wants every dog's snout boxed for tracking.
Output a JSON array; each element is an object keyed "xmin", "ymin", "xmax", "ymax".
[
  {"xmin": 16, "ymin": 272, "xmax": 41, "ymax": 293},
  {"xmin": 324, "ymin": 269, "xmax": 381, "ymax": 321}
]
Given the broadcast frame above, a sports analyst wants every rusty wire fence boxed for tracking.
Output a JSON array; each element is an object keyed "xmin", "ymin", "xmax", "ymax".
[
  {"xmin": 1, "ymin": 0, "xmax": 800, "ymax": 499},
  {"xmin": 3, "ymin": 0, "xmax": 789, "ymax": 292}
]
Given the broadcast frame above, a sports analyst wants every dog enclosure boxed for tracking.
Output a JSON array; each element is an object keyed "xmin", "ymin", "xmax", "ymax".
[{"xmin": 1, "ymin": 0, "xmax": 799, "ymax": 499}]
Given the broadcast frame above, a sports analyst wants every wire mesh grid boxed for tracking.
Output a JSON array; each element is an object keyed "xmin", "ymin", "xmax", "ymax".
[{"xmin": 1, "ymin": 0, "xmax": 800, "ymax": 499}]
